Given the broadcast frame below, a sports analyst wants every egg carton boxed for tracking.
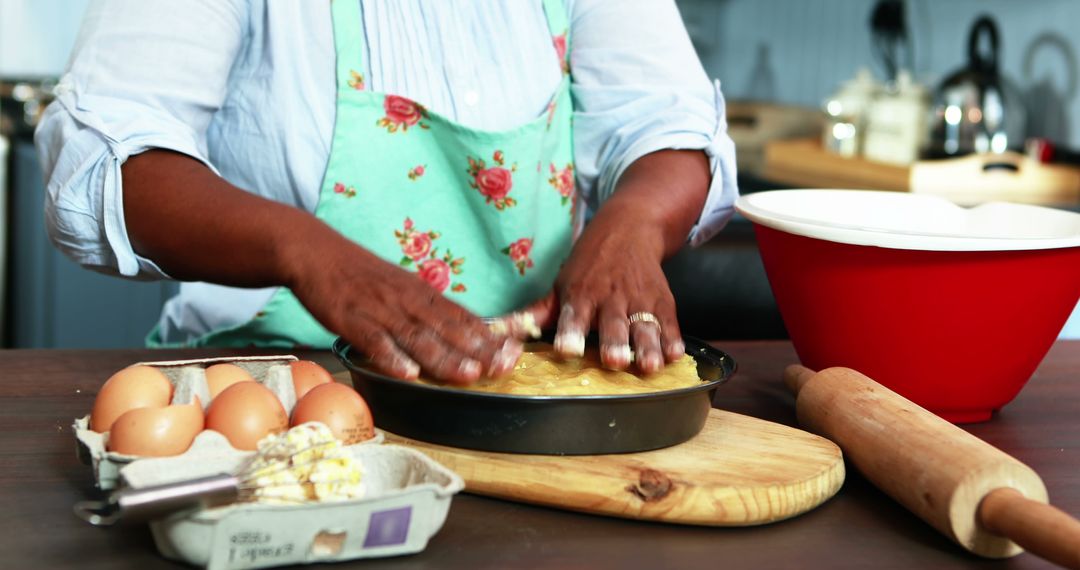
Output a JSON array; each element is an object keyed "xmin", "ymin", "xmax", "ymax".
[
  {"xmin": 119, "ymin": 431, "xmax": 463, "ymax": 570},
  {"xmin": 74, "ymin": 355, "xmax": 383, "ymax": 490}
]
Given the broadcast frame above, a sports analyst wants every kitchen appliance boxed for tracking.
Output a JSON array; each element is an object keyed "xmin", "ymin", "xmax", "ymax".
[
  {"xmin": 0, "ymin": 135, "xmax": 7, "ymax": 344},
  {"xmin": 334, "ymin": 336, "xmax": 736, "ymax": 454},
  {"xmin": 0, "ymin": 80, "xmax": 48, "ymax": 347},
  {"xmin": 869, "ymin": 0, "xmax": 911, "ymax": 83},
  {"xmin": 821, "ymin": 68, "xmax": 881, "ymax": 157},
  {"xmin": 863, "ymin": 70, "xmax": 930, "ymax": 165},
  {"xmin": 736, "ymin": 189, "xmax": 1080, "ymax": 423},
  {"xmin": 926, "ymin": 16, "xmax": 1027, "ymax": 158},
  {"xmin": 787, "ymin": 365, "xmax": 1080, "ymax": 568},
  {"xmin": 384, "ymin": 407, "xmax": 844, "ymax": 526}
]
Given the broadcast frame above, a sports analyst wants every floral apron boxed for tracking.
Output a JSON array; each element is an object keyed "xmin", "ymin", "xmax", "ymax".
[{"xmin": 156, "ymin": 0, "xmax": 577, "ymax": 348}]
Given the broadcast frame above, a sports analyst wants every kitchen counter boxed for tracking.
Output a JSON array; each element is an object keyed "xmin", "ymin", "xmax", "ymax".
[{"xmin": 4, "ymin": 341, "xmax": 1078, "ymax": 569}]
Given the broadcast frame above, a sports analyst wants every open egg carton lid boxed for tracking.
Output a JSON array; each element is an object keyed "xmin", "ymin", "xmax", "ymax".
[
  {"xmin": 119, "ymin": 429, "xmax": 463, "ymax": 570},
  {"xmin": 74, "ymin": 355, "xmax": 383, "ymax": 490}
]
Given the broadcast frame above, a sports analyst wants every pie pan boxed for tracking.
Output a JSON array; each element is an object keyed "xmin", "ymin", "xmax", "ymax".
[{"xmin": 332, "ymin": 335, "xmax": 736, "ymax": 455}]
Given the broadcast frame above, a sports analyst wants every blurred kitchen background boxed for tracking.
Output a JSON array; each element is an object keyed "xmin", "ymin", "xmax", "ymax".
[{"xmin": 1, "ymin": 0, "xmax": 1078, "ymax": 347}]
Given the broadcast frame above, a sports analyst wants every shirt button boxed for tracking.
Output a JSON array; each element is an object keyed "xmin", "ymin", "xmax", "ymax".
[{"xmin": 464, "ymin": 90, "xmax": 479, "ymax": 106}]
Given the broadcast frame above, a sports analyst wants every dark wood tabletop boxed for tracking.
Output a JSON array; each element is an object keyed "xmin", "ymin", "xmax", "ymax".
[{"xmin": 4, "ymin": 341, "xmax": 1078, "ymax": 569}]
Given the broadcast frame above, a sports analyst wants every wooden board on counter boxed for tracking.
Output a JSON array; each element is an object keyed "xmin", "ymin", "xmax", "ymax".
[
  {"xmin": 727, "ymin": 101, "xmax": 823, "ymax": 176},
  {"xmin": 911, "ymin": 154, "xmax": 1080, "ymax": 206},
  {"xmin": 763, "ymin": 138, "xmax": 1080, "ymax": 207},
  {"xmin": 764, "ymin": 138, "xmax": 910, "ymax": 192},
  {"xmin": 382, "ymin": 408, "xmax": 845, "ymax": 527}
]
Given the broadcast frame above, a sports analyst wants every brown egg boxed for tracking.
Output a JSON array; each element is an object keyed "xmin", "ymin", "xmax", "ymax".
[
  {"xmin": 205, "ymin": 363, "xmax": 255, "ymax": 399},
  {"xmin": 289, "ymin": 360, "xmax": 335, "ymax": 400},
  {"xmin": 291, "ymin": 383, "xmax": 375, "ymax": 444},
  {"xmin": 106, "ymin": 401, "xmax": 204, "ymax": 457},
  {"xmin": 206, "ymin": 382, "xmax": 288, "ymax": 450},
  {"xmin": 91, "ymin": 365, "xmax": 175, "ymax": 433}
]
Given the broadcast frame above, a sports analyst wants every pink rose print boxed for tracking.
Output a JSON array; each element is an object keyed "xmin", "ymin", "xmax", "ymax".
[
  {"xmin": 418, "ymin": 259, "xmax": 451, "ymax": 292},
  {"xmin": 508, "ymin": 239, "xmax": 531, "ymax": 262},
  {"xmin": 408, "ymin": 165, "xmax": 426, "ymax": 181},
  {"xmin": 546, "ymin": 100, "xmax": 557, "ymax": 129},
  {"xmin": 395, "ymin": 218, "xmax": 438, "ymax": 264},
  {"xmin": 402, "ymin": 232, "xmax": 432, "ymax": 261},
  {"xmin": 477, "ymin": 168, "xmax": 512, "ymax": 201},
  {"xmin": 467, "ymin": 151, "xmax": 518, "ymax": 210},
  {"xmin": 547, "ymin": 163, "xmax": 575, "ymax": 205},
  {"xmin": 377, "ymin": 95, "xmax": 430, "ymax": 133},
  {"xmin": 333, "ymin": 182, "xmax": 357, "ymax": 198},
  {"xmin": 393, "ymin": 218, "xmax": 466, "ymax": 293},
  {"xmin": 347, "ymin": 70, "xmax": 365, "ymax": 91},
  {"xmin": 552, "ymin": 33, "xmax": 569, "ymax": 74},
  {"xmin": 502, "ymin": 238, "xmax": 535, "ymax": 276}
]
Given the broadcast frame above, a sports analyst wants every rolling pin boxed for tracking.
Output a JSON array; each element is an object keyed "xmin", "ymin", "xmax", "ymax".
[{"xmin": 785, "ymin": 365, "xmax": 1080, "ymax": 568}]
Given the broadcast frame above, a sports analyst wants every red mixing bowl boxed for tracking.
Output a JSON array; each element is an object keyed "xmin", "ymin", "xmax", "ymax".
[{"xmin": 736, "ymin": 190, "xmax": 1080, "ymax": 423}]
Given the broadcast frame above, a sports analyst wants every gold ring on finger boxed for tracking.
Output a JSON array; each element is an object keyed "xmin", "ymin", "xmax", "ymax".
[{"xmin": 628, "ymin": 311, "xmax": 661, "ymax": 331}]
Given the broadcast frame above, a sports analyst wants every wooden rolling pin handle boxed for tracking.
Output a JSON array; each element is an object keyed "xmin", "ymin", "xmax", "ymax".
[
  {"xmin": 979, "ymin": 487, "xmax": 1080, "ymax": 570},
  {"xmin": 783, "ymin": 364, "xmax": 816, "ymax": 395},
  {"xmin": 784, "ymin": 363, "xmax": 1080, "ymax": 566}
]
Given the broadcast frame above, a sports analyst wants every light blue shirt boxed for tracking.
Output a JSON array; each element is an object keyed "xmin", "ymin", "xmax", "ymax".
[{"xmin": 36, "ymin": 0, "xmax": 738, "ymax": 345}]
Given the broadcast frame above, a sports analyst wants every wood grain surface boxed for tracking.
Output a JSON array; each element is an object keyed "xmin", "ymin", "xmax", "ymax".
[
  {"xmin": 384, "ymin": 408, "xmax": 844, "ymax": 526},
  {"xmin": 3, "ymin": 341, "xmax": 1079, "ymax": 570},
  {"xmin": 787, "ymin": 365, "xmax": 1050, "ymax": 558}
]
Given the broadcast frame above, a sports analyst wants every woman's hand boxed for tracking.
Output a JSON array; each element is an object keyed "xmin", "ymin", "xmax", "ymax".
[
  {"xmin": 281, "ymin": 229, "xmax": 522, "ymax": 384},
  {"xmin": 124, "ymin": 150, "xmax": 519, "ymax": 384},
  {"xmin": 552, "ymin": 218, "xmax": 681, "ymax": 374},
  {"xmin": 538, "ymin": 149, "xmax": 711, "ymax": 374}
]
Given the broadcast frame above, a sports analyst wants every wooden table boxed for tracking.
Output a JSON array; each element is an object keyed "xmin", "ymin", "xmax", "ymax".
[{"xmin": 4, "ymin": 341, "xmax": 1078, "ymax": 569}]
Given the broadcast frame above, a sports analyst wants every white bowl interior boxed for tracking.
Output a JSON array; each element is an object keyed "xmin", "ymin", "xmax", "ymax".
[{"xmin": 735, "ymin": 190, "xmax": 1080, "ymax": 251}]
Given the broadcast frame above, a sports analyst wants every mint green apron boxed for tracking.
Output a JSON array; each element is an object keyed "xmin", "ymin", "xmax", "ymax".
[{"xmin": 154, "ymin": 0, "xmax": 576, "ymax": 348}]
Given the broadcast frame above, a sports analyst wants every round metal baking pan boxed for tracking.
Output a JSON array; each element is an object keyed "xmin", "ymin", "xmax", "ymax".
[{"xmin": 333, "ymin": 335, "xmax": 736, "ymax": 455}]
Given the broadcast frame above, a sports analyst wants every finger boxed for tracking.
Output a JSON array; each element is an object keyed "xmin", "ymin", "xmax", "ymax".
[
  {"xmin": 630, "ymin": 312, "xmax": 664, "ymax": 374},
  {"xmin": 436, "ymin": 316, "xmax": 506, "ymax": 377},
  {"xmin": 407, "ymin": 289, "xmax": 496, "ymax": 356},
  {"xmin": 350, "ymin": 326, "xmax": 421, "ymax": 380},
  {"xmin": 488, "ymin": 337, "xmax": 524, "ymax": 377},
  {"xmin": 462, "ymin": 335, "xmax": 523, "ymax": 377},
  {"xmin": 554, "ymin": 300, "xmax": 591, "ymax": 358},
  {"xmin": 392, "ymin": 324, "xmax": 482, "ymax": 385},
  {"xmin": 654, "ymin": 297, "xmax": 685, "ymax": 362},
  {"xmin": 598, "ymin": 299, "xmax": 631, "ymax": 370},
  {"xmin": 402, "ymin": 291, "xmax": 509, "ymax": 377},
  {"xmin": 487, "ymin": 312, "xmax": 541, "ymax": 340},
  {"xmin": 524, "ymin": 291, "xmax": 558, "ymax": 330}
]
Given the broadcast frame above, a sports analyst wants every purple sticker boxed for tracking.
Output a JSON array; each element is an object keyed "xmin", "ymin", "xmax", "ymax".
[{"xmin": 363, "ymin": 506, "xmax": 412, "ymax": 547}]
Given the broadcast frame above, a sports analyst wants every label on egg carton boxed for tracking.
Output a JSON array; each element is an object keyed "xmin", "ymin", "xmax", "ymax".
[{"xmin": 74, "ymin": 355, "xmax": 383, "ymax": 490}]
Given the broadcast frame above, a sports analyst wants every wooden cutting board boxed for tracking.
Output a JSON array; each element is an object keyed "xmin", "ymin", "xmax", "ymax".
[{"xmin": 382, "ymin": 408, "xmax": 845, "ymax": 526}]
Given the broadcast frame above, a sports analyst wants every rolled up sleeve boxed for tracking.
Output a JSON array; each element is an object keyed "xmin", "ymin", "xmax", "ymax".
[
  {"xmin": 568, "ymin": 0, "xmax": 738, "ymax": 246},
  {"xmin": 34, "ymin": 0, "xmax": 246, "ymax": 278}
]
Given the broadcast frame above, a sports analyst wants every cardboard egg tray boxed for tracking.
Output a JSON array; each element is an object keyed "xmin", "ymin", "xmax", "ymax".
[
  {"xmin": 74, "ymin": 355, "xmax": 383, "ymax": 490},
  {"xmin": 119, "ymin": 431, "xmax": 464, "ymax": 570}
]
